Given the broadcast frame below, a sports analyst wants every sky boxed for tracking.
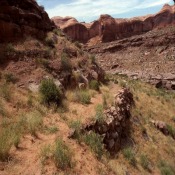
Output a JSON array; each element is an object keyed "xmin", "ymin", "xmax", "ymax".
[{"xmin": 37, "ymin": 0, "xmax": 173, "ymax": 22}]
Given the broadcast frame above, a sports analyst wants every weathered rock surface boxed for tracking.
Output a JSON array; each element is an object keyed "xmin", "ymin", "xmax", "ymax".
[
  {"xmin": 80, "ymin": 88, "xmax": 134, "ymax": 153},
  {"xmin": 52, "ymin": 4, "xmax": 175, "ymax": 43},
  {"xmin": 0, "ymin": 0, "xmax": 55, "ymax": 42}
]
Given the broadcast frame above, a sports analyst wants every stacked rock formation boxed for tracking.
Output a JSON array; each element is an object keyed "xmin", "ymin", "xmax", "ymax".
[{"xmin": 85, "ymin": 88, "xmax": 134, "ymax": 153}]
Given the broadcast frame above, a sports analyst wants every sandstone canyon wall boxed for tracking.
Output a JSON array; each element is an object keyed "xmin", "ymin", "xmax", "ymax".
[
  {"xmin": 0, "ymin": 0, "xmax": 55, "ymax": 42},
  {"xmin": 52, "ymin": 4, "xmax": 175, "ymax": 43}
]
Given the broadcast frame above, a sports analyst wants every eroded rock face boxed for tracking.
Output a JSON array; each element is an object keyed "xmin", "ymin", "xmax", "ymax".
[
  {"xmin": 85, "ymin": 88, "xmax": 134, "ymax": 153},
  {"xmin": 52, "ymin": 4, "xmax": 175, "ymax": 43},
  {"xmin": 0, "ymin": 0, "xmax": 55, "ymax": 42}
]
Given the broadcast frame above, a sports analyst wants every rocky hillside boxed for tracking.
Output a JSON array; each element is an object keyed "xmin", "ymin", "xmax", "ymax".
[
  {"xmin": 0, "ymin": 0, "xmax": 55, "ymax": 42},
  {"xmin": 0, "ymin": 1, "xmax": 175, "ymax": 175},
  {"xmin": 86, "ymin": 25, "xmax": 175, "ymax": 90},
  {"xmin": 52, "ymin": 4, "xmax": 175, "ymax": 43}
]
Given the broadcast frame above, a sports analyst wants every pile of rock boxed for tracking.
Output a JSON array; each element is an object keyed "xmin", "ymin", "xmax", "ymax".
[
  {"xmin": 151, "ymin": 120, "xmax": 169, "ymax": 135},
  {"xmin": 85, "ymin": 88, "xmax": 134, "ymax": 153},
  {"xmin": 151, "ymin": 120, "xmax": 175, "ymax": 139}
]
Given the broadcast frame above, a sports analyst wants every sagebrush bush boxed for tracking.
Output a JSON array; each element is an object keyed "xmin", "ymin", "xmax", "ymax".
[
  {"xmin": 140, "ymin": 154, "xmax": 150, "ymax": 170},
  {"xmin": 53, "ymin": 29, "xmax": 62, "ymax": 36},
  {"xmin": 47, "ymin": 126, "xmax": 58, "ymax": 134},
  {"xmin": 83, "ymin": 132, "xmax": 104, "ymax": 159},
  {"xmin": 61, "ymin": 53, "xmax": 72, "ymax": 71},
  {"xmin": 123, "ymin": 147, "xmax": 136, "ymax": 166},
  {"xmin": 40, "ymin": 144, "xmax": 52, "ymax": 164},
  {"xmin": 76, "ymin": 90, "xmax": 91, "ymax": 104},
  {"xmin": 102, "ymin": 95, "xmax": 107, "ymax": 109},
  {"xmin": 0, "ymin": 101, "xmax": 7, "ymax": 117},
  {"xmin": 69, "ymin": 120, "xmax": 82, "ymax": 142},
  {"xmin": 0, "ymin": 128, "xmax": 13, "ymax": 161},
  {"xmin": 89, "ymin": 80, "xmax": 100, "ymax": 91},
  {"xmin": 158, "ymin": 160, "xmax": 175, "ymax": 175},
  {"xmin": 53, "ymin": 139, "xmax": 73, "ymax": 170},
  {"xmin": 39, "ymin": 79, "xmax": 62, "ymax": 106},
  {"xmin": 26, "ymin": 111, "xmax": 43, "ymax": 136},
  {"xmin": 45, "ymin": 38, "xmax": 55, "ymax": 48},
  {"xmin": 13, "ymin": 133, "xmax": 21, "ymax": 149},
  {"xmin": 167, "ymin": 124, "xmax": 175, "ymax": 138},
  {"xmin": 94, "ymin": 104, "xmax": 104, "ymax": 123},
  {"xmin": 0, "ymin": 84, "xmax": 12, "ymax": 102}
]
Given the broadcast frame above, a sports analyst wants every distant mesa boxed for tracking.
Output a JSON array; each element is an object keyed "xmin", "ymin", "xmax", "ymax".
[{"xmin": 52, "ymin": 4, "xmax": 175, "ymax": 43}]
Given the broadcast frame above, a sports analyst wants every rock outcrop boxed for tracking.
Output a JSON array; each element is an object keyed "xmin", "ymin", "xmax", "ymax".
[
  {"xmin": 77, "ymin": 88, "xmax": 134, "ymax": 154},
  {"xmin": 0, "ymin": 0, "xmax": 55, "ymax": 42},
  {"xmin": 52, "ymin": 4, "xmax": 175, "ymax": 43}
]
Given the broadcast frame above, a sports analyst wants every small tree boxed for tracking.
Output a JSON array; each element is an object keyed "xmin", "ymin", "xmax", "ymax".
[{"xmin": 39, "ymin": 79, "xmax": 62, "ymax": 106}]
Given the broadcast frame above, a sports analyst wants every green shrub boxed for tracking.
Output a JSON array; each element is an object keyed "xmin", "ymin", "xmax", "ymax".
[
  {"xmin": 94, "ymin": 104, "xmax": 104, "ymax": 123},
  {"xmin": 140, "ymin": 154, "xmax": 150, "ymax": 170},
  {"xmin": 53, "ymin": 139, "xmax": 73, "ymax": 170},
  {"xmin": 102, "ymin": 95, "xmax": 107, "ymax": 109},
  {"xmin": 0, "ymin": 84, "xmax": 11, "ymax": 102},
  {"xmin": 45, "ymin": 38, "xmax": 55, "ymax": 47},
  {"xmin": 46, "ymin": 126, "xmax": 58, "ymax": 134},
  {"xmin": 167, "ymin": 124, "xmax": 175, "ymax": 138},
  {"xmin": 13, "ymin": 134, "xmax": 21, "ymax": 149},
  {"xmin": 119, "ymin": 80, "xmax": 127, "ymax": 88},
  {"xmin": 158, "ymin": 160, "xmax": 175, "ymax": 175},
  {"xmin": 0, "ymin": 128, "xmax": 13, "ymax": 161},
  {"xmin": 53, "ymin": 29, "xmax": 62, "ymax": 36},
  {"xmin": 4, "ymin": 73, "xmax": 17, "ymax": 83},
  {"xmin": 26, "ymin": 111, "xmax": 43, "ymax": 136},
  {"xmin": 89, "ymin": 80, "xmax": 100, "ymax": 91},
  {"xmin": 83, "ymin": 132, "xmax": 104, "ymax": 159},
  {"xmin": 69, "ymin": 120, "xmax": 81, "ymax": 131},
  {"xmin": 61, "ymin": 53, "xmax": 72, "ymax": 71},
  {"xmin": 69, "ymin": 120, "xmax": 82, "ymax": 142},
  {"xmin": 76, "ymin": 90, "xmax": 91, "ymax": 104},
  {"xmin": 123, "ymin": 148, "xmax": 136, "ymax": 166},
  {"xmin": 39, "ymin": 79, "xmax": 62, "ymax": 106},
  {"xmin": 40, "ymin": 144, "xmax": 52, "ymax": 164}
]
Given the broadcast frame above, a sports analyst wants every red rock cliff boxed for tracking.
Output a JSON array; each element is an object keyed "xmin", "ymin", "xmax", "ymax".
[
  {"xmin": 52, "ymin": 4, "xmax": 175, "ymax": 43},
  {"xmin": 0, "ymin": 0, "xmax": 55, "ymax": 42}
]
